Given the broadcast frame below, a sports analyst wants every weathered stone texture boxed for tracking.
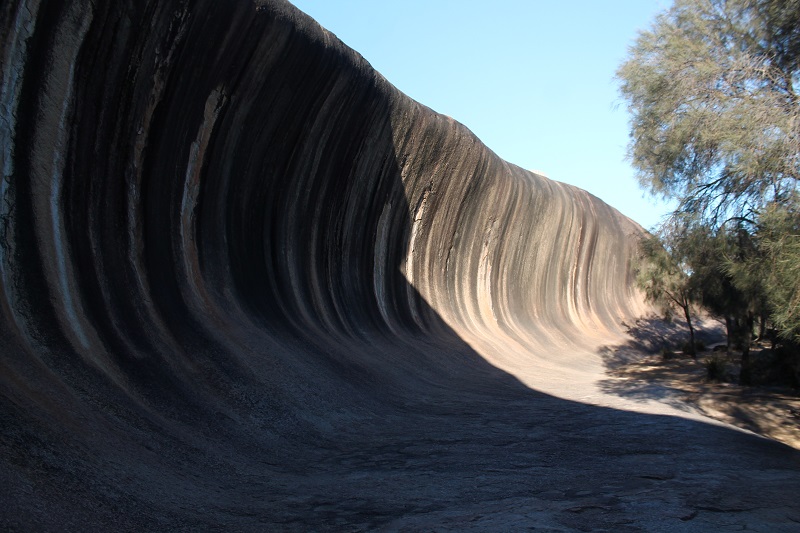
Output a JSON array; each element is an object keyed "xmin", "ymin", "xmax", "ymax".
[{"xmin": 1, "ymin": 2, "xmax": 799, "ymax": 530}]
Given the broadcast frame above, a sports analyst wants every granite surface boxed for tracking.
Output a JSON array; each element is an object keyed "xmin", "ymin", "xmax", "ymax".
[{"xmin": 2, "ymin": 1, "xmax": 799, "ymax": 530}]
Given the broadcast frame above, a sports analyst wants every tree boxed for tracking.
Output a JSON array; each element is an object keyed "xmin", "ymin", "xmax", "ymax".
[
  {"xmin": 688, "ymin": 220, "xmax": 763, "ymax": 383},
  {"xmin": 618, "ymin": 0, "xmax": 800, "ymax": 382},
  {"xmin": 617, "ymin": 0, "xmax": 799, "ymax": 226},
  {"xmin": 640, "ymin": 215, "xmax": 764, "ymax": 381},
  {"xmin": 730, "ymin": 201, "xmax": 800, "ymax": 340},
  {"xmin": 636, "ymin": 233, "xmax": 699, "ymax": 357},
  {"xmin": 726, "ymin": 202, "xmax": 800, "ymax": 385}
]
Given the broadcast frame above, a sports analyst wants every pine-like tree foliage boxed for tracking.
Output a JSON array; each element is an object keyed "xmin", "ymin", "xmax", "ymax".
[
  {"xmin": 636, "ymin": 232, "xmax": 699, "ymax": 356},
  {"xmin": 618, "ymin": 0, "xmax": 799, "ymax": 224},
  {"xmin": 731, "ymin": 203, "xmax": 800, "ymax": 338},
  {"xmin": 620, "ymin": 0, "xmax": 800, "ymax": 342}
]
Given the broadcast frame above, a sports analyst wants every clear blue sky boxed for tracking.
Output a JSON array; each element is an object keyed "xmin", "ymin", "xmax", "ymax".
[{"xmin": 290, "ymin": 0, "xmax": 674, "ymax": 230}]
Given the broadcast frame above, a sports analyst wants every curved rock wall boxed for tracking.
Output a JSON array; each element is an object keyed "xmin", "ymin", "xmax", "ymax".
[
  {"xmin": 0, "ymin": 0, "xmax": 656, "ymax": 528},
  {"xmin": 395, "ymin": 104, "xmax": 644, "ymax": 350},
  {"xmin": 1, "ymin": 0, "xmax": 644, "ymax": 410}
]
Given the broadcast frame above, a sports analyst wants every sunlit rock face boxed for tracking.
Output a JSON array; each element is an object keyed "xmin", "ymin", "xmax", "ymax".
[
  {"xmin": 1, "ymin": 0, "xmax": 643, "ymax": 399},
  {"xmin": 12, "ymin": 1, "xmax": 794, "ymax": 530}
]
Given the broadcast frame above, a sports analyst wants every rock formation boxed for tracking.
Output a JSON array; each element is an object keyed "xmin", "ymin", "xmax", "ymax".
[{"xmin": 2, "ymin": 1, "xmax": 799, "ymax": 530}]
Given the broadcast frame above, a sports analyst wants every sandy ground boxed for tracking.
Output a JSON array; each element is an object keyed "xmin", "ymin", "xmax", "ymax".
[
  {"xmin": 601, "ymin": 351, "xmax": 800, "ymax": 450},
  {"xmin": 593, "ymin": 316, "xmax": 800, "ymax": 450}
]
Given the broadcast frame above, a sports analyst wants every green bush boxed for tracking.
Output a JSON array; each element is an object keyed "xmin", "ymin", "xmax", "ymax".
[
  {"xmin": 660, "ymin": 347, "xmax": 677, "ymax": 360},
  {"xmin": 705, "ymin": 356, "xmax": 727, "ymax": 382},
  {"xmin": 694, "ymin": 339, "xmax": 706, "ymax": 352},
  {"xmin": 681, "ymin": 340, "xmax": 705, "ymax": 355}
]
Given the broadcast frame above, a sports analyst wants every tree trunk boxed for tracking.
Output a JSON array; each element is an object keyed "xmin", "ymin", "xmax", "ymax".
[
  {"xmin": 739, "ymin": 313, "xmax": 754, "ymax": 385},
  {"xmin": 725, "ymin": 316, "xmax": 733, "ymax": 356},
  {"xmin": 739, "ymin": 342, "xmax": 752, "ymax": 385},
  {"xmin": 682, "ymin": 304, "xmax": 696, "ymax": 358},
  {"xmin": 758, "ymin": 313, "xmax": 767, "ymax": 341}
]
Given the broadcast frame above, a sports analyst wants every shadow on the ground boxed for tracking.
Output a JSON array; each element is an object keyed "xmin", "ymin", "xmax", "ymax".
[
  {"xmin": 598, "ymin": 315, "xmax": 800, "ymax": 449},
  {"xmin": 5, "ymin": 3, "xmax": 800, "ymax": 530},
  {"xmin": 596, "ymin": 315, "xmax": 724, "ymax": 413},
  {"xmin": 600, "ymin": 315, "xmax": 724, "ymax": 371}
]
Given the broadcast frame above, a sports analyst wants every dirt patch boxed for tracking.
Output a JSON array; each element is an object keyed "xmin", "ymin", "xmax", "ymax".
[{"xmin": 601, "ymin": 350, "xmax": 800, "ymax": 450}]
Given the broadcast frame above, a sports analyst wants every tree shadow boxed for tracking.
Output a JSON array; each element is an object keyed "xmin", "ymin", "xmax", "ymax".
[
  {"xmin": 597, "ymin": 315, "xmax": 800, "ymax": 448},
  {"xmin": 596, "ymin": 315, "xmax": 725, "ymax": 409},
  {"xmin": 600, "ymin": 315, "xmax": 725, "ymax": 370}
]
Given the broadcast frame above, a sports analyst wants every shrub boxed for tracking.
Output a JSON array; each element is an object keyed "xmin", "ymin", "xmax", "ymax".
[
  {"xmin": 705, "ymin": 356, "xmax": 727, "ymax": 383},
  {"xmin": 681, "ymin": 340, "xmax": 705, "ymax": 355},
  {"xmin": 694, "ymin": 339, "xmax": 706, "ymax": 352},
  {"xmin": 660, "ymin": 347, "xmax": 677, "ymax": 360}
]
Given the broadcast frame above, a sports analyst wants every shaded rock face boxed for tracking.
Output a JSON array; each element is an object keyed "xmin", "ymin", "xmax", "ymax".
[
  {"xmin": 1, "ymin": 0, "xmax": 641, "ymax": 419},
  {"xmin": 3, "ymin": 1, "xmax": 800, "ymax": 531}
]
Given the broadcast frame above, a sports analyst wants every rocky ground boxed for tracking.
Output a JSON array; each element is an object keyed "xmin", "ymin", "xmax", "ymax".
[{"xmin": 3, "ymin": 2, "xmax": 800, "ymax": 530}]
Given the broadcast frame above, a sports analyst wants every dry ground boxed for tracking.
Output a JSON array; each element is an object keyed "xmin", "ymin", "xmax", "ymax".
[{"xmin": 600, "ymin": 318, "xmax": 800, "ymax": 450}]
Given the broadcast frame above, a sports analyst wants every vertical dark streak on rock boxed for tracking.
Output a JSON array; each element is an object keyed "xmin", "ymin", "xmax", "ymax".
[{"xmin": 2, "ymin": 1, "xmax": 800, "ymax": 530}]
